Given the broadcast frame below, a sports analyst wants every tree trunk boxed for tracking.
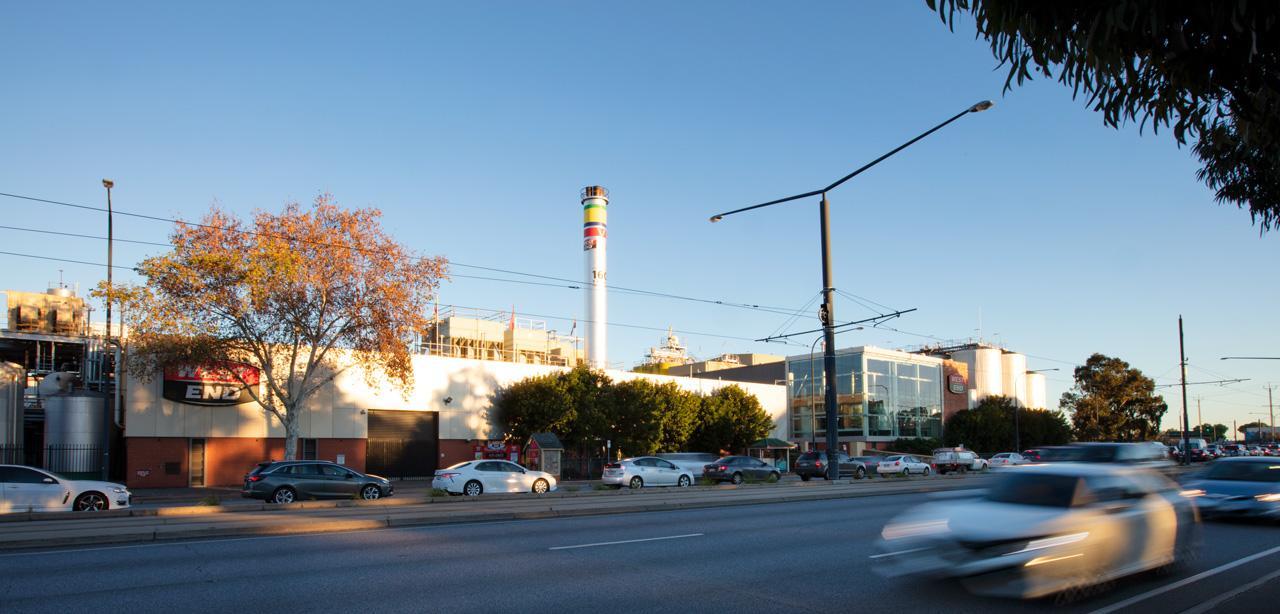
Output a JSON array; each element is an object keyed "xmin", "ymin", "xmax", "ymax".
[{"xmin": 284, "ymin": 417, "xmax": 299, "ymax": 460}]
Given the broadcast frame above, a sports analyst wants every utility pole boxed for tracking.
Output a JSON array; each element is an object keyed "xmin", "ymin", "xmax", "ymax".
[
  {"xmin": 1179, "ymin": 316, "xmax": 1190, "ymax": 465},
  {"xmin": 1269, "ymin": 385, "xmax": 1276, "ymax": 444},
  {"xmin": 1196, "ymin": 397, "xmax": 1202, "ymax": 440}
]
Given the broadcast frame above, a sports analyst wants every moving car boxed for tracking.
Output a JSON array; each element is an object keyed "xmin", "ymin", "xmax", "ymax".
[
  {"xmin": 242, "ymin": 460, "xmax": 393, "ymax": 503},
  {"xmin": 873, "ymin": 463, "xmax": 1200, "ymax": 600},
  {"xmin": 1181, "ymin": 457, "xmax": 1280, "ymax": 519},
  {"xmin": 989, "ymin": 452, "xmax": 1028, "ymax": 467},
  {"xmin": 0, "ymin": 464, "xmax": 131, "ymax": 512},
  {"xmin": 656, "ymin": 452, "xmax": 717, "ymax": 478},
  {"xmin": 603, "ymin": 456, "xmax": 694, "ymax": 489},
  {"xmin": 932, "ymin": 448, "xmax": 988, "ymax": 474},
  {"xmin": 876, "ymin": 455, "xmax": 931, "ymax": 477},
  {"xmin": 702, "ymin": 456, "xmax": 780, "ymax": 484},
  {"xmin": 432, "ymin": 460, "xmax": 557, "ymax": 496},
  {"xmin": 1066, "ymin": 442, "xmax": 1172, "ymax": 465},
  {"xmin": 794, "ymin": 451, "xmax": 877, "ymax": 480}
]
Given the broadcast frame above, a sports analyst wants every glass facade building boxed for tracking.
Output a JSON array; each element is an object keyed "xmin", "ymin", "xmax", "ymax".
[{"xmin": 786, "ymin": 346, "xmax": 943, "ymax": 443}]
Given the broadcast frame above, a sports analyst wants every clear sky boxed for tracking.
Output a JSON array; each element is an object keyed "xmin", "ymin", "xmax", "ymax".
[{"xmin": 2, "ymin": 1, "xmax": 1276, "ymax": 433}]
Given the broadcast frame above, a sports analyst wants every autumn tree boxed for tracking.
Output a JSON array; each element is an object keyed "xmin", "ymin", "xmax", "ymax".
[
  {"xmin": 120, "ymin": 195, "xmax": 446, "ymax": 459},
  {"xmin": 927, "ymin": 1, "xmax": 1280, "ymax": 231},
  {"xmin": 1060, "ymin": 354, "xmax": 1167, "ymax": 442}
]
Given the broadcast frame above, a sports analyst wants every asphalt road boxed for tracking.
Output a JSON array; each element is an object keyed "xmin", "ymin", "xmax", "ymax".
[{"xmin": 1, "ymin": 492, "xmax": 1278, "ymax": 613}]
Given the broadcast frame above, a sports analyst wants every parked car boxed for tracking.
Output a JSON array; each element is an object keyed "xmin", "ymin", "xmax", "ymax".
[
  {"xmin": 0, "ymin": 464, "xmax": 131, "ymax": 513},
  {"xmin": 1219, "ymin": 444, "xmax": 1245, "ymax": 457},
  {"xmin": 242, "ymin": 460, "xmax": 393, "ymax": 503},
  {"xmin": 656, "ymin": 452, "xmax": 718, "ymax": 478},
  {"xmin": 876, "ymin": 455, "xmax": 931, "ymax": 477},
  {"xmin": 1181, "ymin": 457, "xmax": 1280, "ymax": 519},
  {"xmin": 431, "ymin": 459, "xmax": 556, "ymax": 496},
  {"xmin": 932, "ymin": 448, "xmax": 988, "ymax": 474},
  {"xmin": 794, "ymin": 451, "xmax": 876, "ymax": 480},
  {"xmin": 874, "ymin": 462, "xmax": 1200, "ymax": 600},
  {"xmin": 1022, "ymin": 449, "xmax": 1045, "ymax": 462},
  {"xmin": 988, "ymin": 452, "xmax": 1028, "ymax": 467},
  {"xmin": 702, "ymin": 456, "xmax": 780, "ymax": 484},
  {"xmin": 603, "ymin": 457, "xmax": 694, "ymax": 489}
]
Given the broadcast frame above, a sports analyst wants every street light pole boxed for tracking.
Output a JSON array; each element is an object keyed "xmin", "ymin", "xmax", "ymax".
[
  {"xmin": 709, "ymin": 101, "xmax": 993, "ymax": 481},
  {"xmin": 1179, "ymin": 316, "xmax": 1190, "ymax": 466}
]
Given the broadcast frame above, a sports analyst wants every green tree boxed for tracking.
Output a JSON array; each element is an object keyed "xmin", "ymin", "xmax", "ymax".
[
  {"xmin": 1060, "ymin": 354, "xmax": 1167, "ymax": 441},
  {"xmin": 927, "ymin": 1, "xmax": 1280, "ymax": 231},
  {"xmin": 1196, "ymin": 423, "xmax": 1229, "ymax": 441},
  {"xmin": 942, "ymin": 396, "xmax": 1072, "ymax": 453},
  {"xmin": 1238, "ymin": 421, "xmax": 1267, "ymax": 434},
  {"xmin": 605, "ymin": 379, "xmax": 665, "ymax": 457},
  {"xmin": 688, "ymin": 385, "xmax": 774, "ymax": 455},
  {"xmin": 493, "ymin": 372, "xmax": 575, "ymax": 443}
]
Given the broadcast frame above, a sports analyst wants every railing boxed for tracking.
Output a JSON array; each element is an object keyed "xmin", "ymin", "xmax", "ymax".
[{"xmin": 0, "ymin": 444, "xmax": 103, "ymax": 478}]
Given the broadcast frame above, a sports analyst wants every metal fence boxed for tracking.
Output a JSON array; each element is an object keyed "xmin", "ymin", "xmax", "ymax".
[{"xmin": 0, "ymin": 444, "xmax": 103, "ymax": 477}]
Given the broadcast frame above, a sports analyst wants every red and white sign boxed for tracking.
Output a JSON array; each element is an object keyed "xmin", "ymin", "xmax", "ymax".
[{"xmin": 162, "ymin": 363, "xmax": 260, "ymax": 406}]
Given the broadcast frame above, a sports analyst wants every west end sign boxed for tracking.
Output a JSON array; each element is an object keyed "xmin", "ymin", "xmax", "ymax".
[{"xmin": 162, "ymin": 364, "xmax": 260, "ymax": 406}]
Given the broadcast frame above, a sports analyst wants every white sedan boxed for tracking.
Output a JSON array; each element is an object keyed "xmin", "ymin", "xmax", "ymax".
[
  {"xmin": 989, "ymin": 452, "xmax": 1028, "ymax": 467},
  {"xmin": 432, "ymin": 460, "xmax": 557, "ymax": 496},
  {"xmin": 603, "ymin": 457, "xmax": 695, "ymax": 489},
  {"xmin": 873, "ymin": 463, "xmax": 1199, "ymax": 600},
  {"xmin": 876, "ymin": 455, "xmax": 932, "ymax": 477},
  {"xmin": 1, "ymin": 464, "xmax": 131, "ymax": 513}
]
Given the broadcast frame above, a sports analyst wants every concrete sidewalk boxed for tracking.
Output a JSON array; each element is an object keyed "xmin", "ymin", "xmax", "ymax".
[{"xmin": 0, "ymin": 474, "xmax": 989, "ymax": 551}]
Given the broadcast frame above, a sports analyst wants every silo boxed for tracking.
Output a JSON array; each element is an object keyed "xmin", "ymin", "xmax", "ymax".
[
  {"xmin": 43, "ymin": 391, "xmax": 106, "ymax": 473},
  {"xmin": 972, "ymin": 348, "xmax": 1004, "ymax": 399},
  {"xmin": 0, "ymin": 362, "xmax": 24, "ymax": 447},
  {"xmin": 581, "ymin": 186, "xmax": 609, "ymax": 368},
  {"xmin": 1001, "ymin": 352, "xmax": 1028, "ymax": 407},
  {"xmin": 1025, "ymin": 372, "xmax": 1047, "ymax": 409}
]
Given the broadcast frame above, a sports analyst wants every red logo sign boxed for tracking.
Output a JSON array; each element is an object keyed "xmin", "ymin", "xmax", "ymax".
[
  {"xmin": 162, "ymin": 363, "xmax": 260, "ymax": 406},
  {"xmin": 948, "ymin": 373, "xmax": 966, "ymax": 394}
]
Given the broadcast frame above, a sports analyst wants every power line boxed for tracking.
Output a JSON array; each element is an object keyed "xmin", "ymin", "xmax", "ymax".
[
  {"xmin": 0, "ymin": 191, "xmax": 815, "ymax": 317},
  {"xmin": 0, "ymin": 224, "xmax": 171, "ymax": 247},
  {"xmin": 0, "ymin": 250, "xmax": 137, "ymax": 271}
]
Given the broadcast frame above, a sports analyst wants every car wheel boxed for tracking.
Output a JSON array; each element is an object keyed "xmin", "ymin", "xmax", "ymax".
[
  {"xmin": 463, "ymin": 480, "xmax": 483, "ymax": 497},
  {"xmin": 959, "ymin": 465, "xmax": 967, "ymax": 474},
  {"xmin": 73, "ymin": 492, "xmax": 108, "ymax": 511},
  {"xmin": 800, "ymin": 474, "xmax": 811, "ymax": 482},
  {"xmin": 360, "ymin": 484, "xmax": 382, "ymax": 500},
  {"xmin": 271, "ymin": 487, "xmax": 296, "ymax": 504},
  {"xmin": 854, "ymin": 467, "xmax": 866, "ymax": 480},
  {"xmin": 922, "ymin": 466, "xmax": 931, "ymax": 477},
  {"xmin": 629, "ymin": 476, "xmax": 643, "ymax": 489},
  {"xmin": 677, "ymin": 475, "xmax": 691, "ymax": 487},
  {"xmin": 731, "ymin": 472, "xmax": 744, "ymax": 485},
  {"xmin": 900, "ymin": 468, "xmax": 909, "ymax": 477},
  {"xmin": 769, "ymin": 472, "xmax": 780, "ymax": 482},
  {"xmin": 532, "ymin": 479, "xmax": 549, "ymax": 494}
]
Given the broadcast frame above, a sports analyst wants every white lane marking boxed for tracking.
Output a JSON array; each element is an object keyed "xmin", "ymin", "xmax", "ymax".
[
  {"xmin": 1089, "ymin": 544, "xmax": 1280, "ymax": 614},
  {"xmin": 548, "ymin": 533, "xmax": 703, "ymax": 551},
  {"xmin": 868, "ymin": 547, "xmax": 929, "ymax": 559},
  {"xmin": 1180, "ymin": 566, "xmax": 1280, "ymax": 614}
]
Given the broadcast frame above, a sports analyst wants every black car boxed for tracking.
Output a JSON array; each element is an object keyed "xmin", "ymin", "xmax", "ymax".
[
  {"xmin": 702, "ymin": 456, "xmax": 780, "ymax": 484},
  {"xmin": 794, "ymin": 451, "xmax": 876, "ymax": 480},
  {"xmin": 242, "ymin": 460, "xmax": 394, "ymax": 503}
]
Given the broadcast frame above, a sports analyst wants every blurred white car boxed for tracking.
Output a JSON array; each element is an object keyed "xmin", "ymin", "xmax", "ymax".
[
  {"xmin": 603, "ymin": 457, "xmax": 694, "ymax": 489},
  {"xmin": 873, "ymin": 463, "xmax": 1200, "ymax": 600},
  {"xmin": 432, "ymin": 460, "xmax": 557, "ymax": 496},
  {"xmin": 656, "ymin": 452, "xmax": 717, "ymax": 478},
  {"xmin": 989, "ymin": 453, "xmax": 1028, "ymax": 467},
  {"xmin": 0, "ymin": 464, "xmax": 131, "ymax": 512},
  {"xmin": 876, "ymin": 455, "xmax": 932, "ymax": 477}
]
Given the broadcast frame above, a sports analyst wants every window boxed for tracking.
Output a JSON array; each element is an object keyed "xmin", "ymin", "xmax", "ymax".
[
  {"xmin": 656, "ymin": 460, "xmax": 676, "ymax": 470},
  {"xmin": 318, "ymin": 464, "xmax": 351, "ymax": 478},
  {"xmin": 476, "ymin": 462, "xmax": 500, "ymax": 472},
  {"xmin": 633, "ymin": 458, "xmax": 655, "ymax": 467},
  {"xmin": 497, "ymin": 462, "xmax": 523, "ymax": 473},
  {"xmin": 0, "ymin": 467, "xmax": 52, "ymax": 484}
]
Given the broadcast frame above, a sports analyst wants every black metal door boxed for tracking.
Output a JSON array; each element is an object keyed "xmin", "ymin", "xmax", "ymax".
[{"xmin": 366, "ymin": 410, "xmax": 438, "ymax": 478}]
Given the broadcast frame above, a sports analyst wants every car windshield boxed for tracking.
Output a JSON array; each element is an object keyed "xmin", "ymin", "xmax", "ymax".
[
  {"xmin": 1202, "ymin": 462, "xmax": 1280, "ymax": 482},
  {"xmin": 986, "ymin": 473, "xmax": 1082, "ymax": 508}
]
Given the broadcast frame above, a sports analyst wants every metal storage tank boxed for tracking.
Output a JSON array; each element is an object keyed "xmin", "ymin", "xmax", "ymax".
[
  {"xmin": 1001, "ymin": 352, "xmax": 1028, "ymax": 407},
  {"xmin": 1025, "ymin": 372, "xmax": 1047, "ymax": 409},
  {"xmin": 950, "ymin": 348, "xmax": 1003, "ymax": 407},
  {"xmin": 0, "ymin": 362, "xmax": 23, "ymax": 447},
  {"xmin": 43, "ymin": 391, "xmax": 106, "ymax": 473}
]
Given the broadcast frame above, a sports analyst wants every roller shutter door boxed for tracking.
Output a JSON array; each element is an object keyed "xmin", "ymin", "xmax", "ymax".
[{"xmin": 365, "ymin": 410, "xmax": 438, "ymax": 478}]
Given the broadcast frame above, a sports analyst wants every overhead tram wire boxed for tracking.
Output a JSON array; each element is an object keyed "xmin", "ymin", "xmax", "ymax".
[
  {"xmin": 0, "ymin": 191, "xmax": 816, "ymax": 317},
  {"xmin": 0, "ymin": 247, "xmax": 780, "ymax": 346}
]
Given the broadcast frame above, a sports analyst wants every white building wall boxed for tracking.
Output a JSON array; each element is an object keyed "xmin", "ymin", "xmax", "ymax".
[
  {"xmin": 127, "ymin": 353, "xmax": 787, "ymax": 441},
  {"xmin": 1001, "ymin": 352, "xmax": 1027, "ymax": 407}
]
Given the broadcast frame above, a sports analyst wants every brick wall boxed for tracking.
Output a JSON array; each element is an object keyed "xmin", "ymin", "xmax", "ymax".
[
  {"xmin": 126, "ymin": 437, "xmax": 190, "ymax": 489},
  {"xmin": 439, "ymin": 439, "xmax": 475, "ymax": 468},
  {"xmin": 128, "ymin": 437, "xmax": 374, "ymax": 488}
]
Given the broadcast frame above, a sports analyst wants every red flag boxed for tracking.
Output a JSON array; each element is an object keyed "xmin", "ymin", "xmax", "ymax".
[{"xmin": 509, "ymin": 305, "xmax": 516, "ymax": 330}]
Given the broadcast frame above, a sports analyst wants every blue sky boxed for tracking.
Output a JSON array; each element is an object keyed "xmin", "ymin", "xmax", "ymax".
[{"xmin": 2, "ymin": 1, "xmax": 1276, "ymax": 432}]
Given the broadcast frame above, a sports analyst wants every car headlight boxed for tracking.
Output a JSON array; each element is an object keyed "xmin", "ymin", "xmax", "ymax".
[
  {"xmin": 1255, "ymin": 493, "xmax": 1280, "ymax": 502},
  {"xmin": 112, "ymin": 487, "xmax": 127, "ymax": 494}
]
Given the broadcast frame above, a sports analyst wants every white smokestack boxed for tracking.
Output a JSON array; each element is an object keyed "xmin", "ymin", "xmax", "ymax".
[{"xmin": 581, "ymin": 186, "xmax": 609, "ymax": 368}]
